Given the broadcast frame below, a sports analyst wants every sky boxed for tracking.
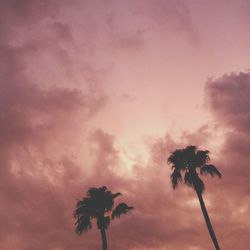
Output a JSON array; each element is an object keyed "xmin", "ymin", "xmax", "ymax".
[{"xmin": 0, "ymin": 0, "xmax": 250, "ymax": 249}]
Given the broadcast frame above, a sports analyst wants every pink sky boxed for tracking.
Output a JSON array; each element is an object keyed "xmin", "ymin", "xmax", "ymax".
[{"xmin": 1, "ymin": 0, "xmax": 250, "ymax": 249}]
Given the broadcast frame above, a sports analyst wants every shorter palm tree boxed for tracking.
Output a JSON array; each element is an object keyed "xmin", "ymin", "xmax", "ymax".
[
  {"xmin": 168, "ymin": 145, "xmax": 221, "ymax": 250},
  {"xmin": 74, "ymin": 186, "xmax": 133, "ymax": 250}
]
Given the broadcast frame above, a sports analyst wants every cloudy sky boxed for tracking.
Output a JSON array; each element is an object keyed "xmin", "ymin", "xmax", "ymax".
[{"xmin": 1, "ymin": 0, "xmax": 250, "ymax": 249}]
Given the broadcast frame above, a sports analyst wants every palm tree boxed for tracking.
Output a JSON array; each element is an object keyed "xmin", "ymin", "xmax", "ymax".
[
  {"xmin": 74, "ymin": 186, "xmax": 133, "ymax": 250},
  {"xmin": 168, "ymin": 145, "xmax": 221, "ymax": 250}
]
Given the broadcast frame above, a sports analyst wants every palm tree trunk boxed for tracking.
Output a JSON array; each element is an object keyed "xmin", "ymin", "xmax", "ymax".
[
  {"xmin": 195, "ymin": 188, "xmax": 220, "ymax": 250},
  {"xmin": 100, "ymin": 228, "xmax": 107, "ymax": 250}
]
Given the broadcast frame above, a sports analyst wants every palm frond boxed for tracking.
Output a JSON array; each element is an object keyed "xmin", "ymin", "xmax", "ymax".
[
  {"xmin": 75, "ymin": 215, "xmax": 92, "ymax": 234},
  {"xmin": 184, "ymin": 171, "xmax": 193, "ymax": 187},
  {"xmin": 183, "ymin": 145, "xmax": 197, "ymax": 165},
  {"xmin": 87, "ymin": 187, "xmax": 100, "ymax": 198},
  {"xmin": 85, "ymin": 186, "xmax": 115, "ymax": 214},
  {"xmin": 167, "ymin": 149, "xmax": 179, "ymax": 164},
  {"xmin": 170, "ymin": 169, "xmax": 182, "ymax": 189},
  {"xmin": 112, "ymin": 192, "xmax": 122, "ymax": 199},
  {"xmin": 167, "ymin": 149, "xmax": 183, "ymax": 166},
  {"xmin": 184, "ymin": 171, "xmax": 205, "ymax": 193},
  {"xmin": 200, "ymin": 164, "xmax": 222, "ymax": 178},
  {"xmin": 111, "ymin": 203, "xmax": 134, "ymax": 219},
  {"xmin": 74, "ymin": 199, "xmax": 90, "ymax": 217},
  {"xmin": 196, "ymin": 150, "xmax": 210, "ymax": 166}
]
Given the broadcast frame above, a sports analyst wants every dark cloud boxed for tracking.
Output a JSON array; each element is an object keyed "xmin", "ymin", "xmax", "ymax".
[
  {"xmin": 204, "ymin": 70, "xmax": 250, "ymax": 250},
  {"xmin": 205, "ymin": 71, "xmax": 250, "ymax": 133},
  {"xmin": 205, "ymin": 71, "xmax": 250, "ymax": 192}
]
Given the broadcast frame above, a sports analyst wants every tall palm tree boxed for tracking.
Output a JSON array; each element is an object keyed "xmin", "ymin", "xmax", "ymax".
[
  {"xmin": 74, "ymin": 186, "xmax": 133, "ymax": 250},
  {"xmin": 168, "ymin": 145, "xmax": 221, "ymax": 250}
]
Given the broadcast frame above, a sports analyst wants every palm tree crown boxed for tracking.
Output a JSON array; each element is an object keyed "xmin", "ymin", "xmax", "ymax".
[
  {"xmin": 74, "ymin": 186, "xmax": 133, "ymax": 234},
  {"xmin": 168, "ymin": 145, "xmax": 221, "ymax": 193}
]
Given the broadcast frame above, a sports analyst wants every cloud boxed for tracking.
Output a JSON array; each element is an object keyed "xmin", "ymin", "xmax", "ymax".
[
  {"xmin": 1, "ymin": 1, "xmax": 250, "ymax": 250},
  {"xmin": 204, "ymin": 70, "xmax": 250, "ymax": 249},
  {"xmin": 205, "ymin": 71, "xmax": 250, "ymax": 133},
  {"xmin": 0, "ymin": 1, "xmax": 107, "ymax": 250},
  {"xmin": 0, "ymin": 69, "xmax": 215, "ymax": 249},
  {"xmin": 0, "ymin": 52, "xmax": 107, "ymax": 250}
]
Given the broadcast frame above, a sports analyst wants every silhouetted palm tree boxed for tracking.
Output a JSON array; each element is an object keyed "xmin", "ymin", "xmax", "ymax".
[
  {"xmin": 74, "ymin": 186, "xmax": 133, "ymax": 250},
  {"xmin": 168, "ymin": 145, "xmax": 221, "ymax": 250}
]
